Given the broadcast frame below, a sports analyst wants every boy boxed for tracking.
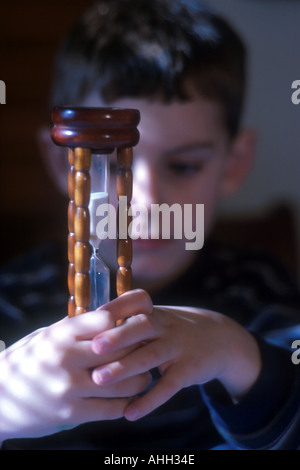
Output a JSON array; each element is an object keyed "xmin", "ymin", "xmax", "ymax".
[{"xmin": 1, "ymin": 0, "xmax": 300, "ymax": 450}]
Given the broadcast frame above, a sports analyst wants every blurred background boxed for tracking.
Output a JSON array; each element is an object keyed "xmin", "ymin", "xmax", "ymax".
[{"xmin": 1, "ymin": 0, "xmax": 300, "ymax": 276}]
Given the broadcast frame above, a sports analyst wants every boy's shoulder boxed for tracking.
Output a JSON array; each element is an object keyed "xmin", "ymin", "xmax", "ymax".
[
  {"xmin": 157, "ymin": 238, "xmax": 300, "ymax": 328},
  {"xmin": 203, "ymin": 238, "xmax": 298, "ymax": 291}
]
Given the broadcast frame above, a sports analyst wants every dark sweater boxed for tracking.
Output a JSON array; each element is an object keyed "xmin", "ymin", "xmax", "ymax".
[{"xmin": 1, "ymin": 240, "xmax": 300, "ymax": 450}]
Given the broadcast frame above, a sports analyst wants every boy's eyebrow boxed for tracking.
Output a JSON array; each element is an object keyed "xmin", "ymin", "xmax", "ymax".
[{"xmin": 164, "ymin": 141, "xmax": 215, "ymax": 156}]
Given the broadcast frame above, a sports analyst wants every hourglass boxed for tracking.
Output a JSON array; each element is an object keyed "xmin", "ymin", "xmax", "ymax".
[{"xmin": 51, "ymin": 107, "xmax": 140, "ymax": 317}]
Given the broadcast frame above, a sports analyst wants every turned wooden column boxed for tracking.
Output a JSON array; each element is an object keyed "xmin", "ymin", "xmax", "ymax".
[
  {"xmin": 51, "ymin": 107, "xmax": 140, "ymax": 317},
  {"xmin": 116, "ymin": 147, "xmax": 133, "ymax": 297},
  {"xmin": 73, "ymin": 148, "xmax": 91, "ymax": 315}
]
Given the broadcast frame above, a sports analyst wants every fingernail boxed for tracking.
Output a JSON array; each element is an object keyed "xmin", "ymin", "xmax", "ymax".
[
  {"xmin": 93, "ymin": 367, "xmax": 112, "ymax": 385},
  {"xmin": 92, "ymin": 336, "xmax": 110, "ymax": 354},
  {"xmin": 125, "ymin": 405, "xmax": 140, "ymax": 421}
]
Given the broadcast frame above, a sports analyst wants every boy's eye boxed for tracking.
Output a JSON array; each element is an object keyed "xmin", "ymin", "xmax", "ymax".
[{"xmin": 166, "ymin": 161, "xmax": 204, "ymax": 176}]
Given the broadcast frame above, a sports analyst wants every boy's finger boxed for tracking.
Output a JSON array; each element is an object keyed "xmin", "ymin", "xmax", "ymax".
[
  {"xmin": 97, "ymin": 289, "xmax": 153, "ymax": 323},
  {"xmin": 123, "ymin": 370, "xmax": 181, "ymax": 421},
  {"xmin": 76, "ymin": 397, "xmax": 131, "ymax": 423},
  {"xmin": 71, "ymin": 340, "xmax": 140, "ymax": 369},
  {"xmin": 91, "ymin": 312, "xmax": 157, "ymax": 355},
  {"xmin": 58, "ymin": 309, "xmax": 116, "ymax": 340},
  {"xmin": 91, "ymin": 340, "xmax": 173, "ymax": 385},
  {"xmin": 81, "ymin": 371, "xmax": 152, "ymax": 398}
]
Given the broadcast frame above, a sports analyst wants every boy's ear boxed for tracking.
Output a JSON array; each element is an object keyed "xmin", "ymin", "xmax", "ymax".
[
  {"xmin": 37, "ymin": 126, "xmax": 69, "ymax": 195},
  {"xmin": 220, "ymin": 129, "xmax": 256, "ymax": 198}
]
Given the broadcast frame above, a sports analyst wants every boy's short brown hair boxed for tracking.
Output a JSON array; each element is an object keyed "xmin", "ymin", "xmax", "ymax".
[{"xmin": 51, "ymin": 0, "xmax": 247, "ymax": 137}]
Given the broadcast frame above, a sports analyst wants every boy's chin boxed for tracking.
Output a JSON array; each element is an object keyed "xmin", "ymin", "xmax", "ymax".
[{"xmin": 100, "ymin": 237, "xmax": 197, "ymax": 290}]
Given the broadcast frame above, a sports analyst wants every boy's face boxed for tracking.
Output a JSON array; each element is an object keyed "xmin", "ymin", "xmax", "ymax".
[
  {"xmin": 82, "ymin": 93, "xmax": 252, "ymax": 292},
  {"xmin": 46, "ymin": 93, "xmax": 254, "ymax": 293}
]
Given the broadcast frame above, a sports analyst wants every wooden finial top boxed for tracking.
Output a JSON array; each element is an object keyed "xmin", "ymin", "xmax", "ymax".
[{"xmin": 51, "ymin": 106, "xmax": 140, "ymax": 151}]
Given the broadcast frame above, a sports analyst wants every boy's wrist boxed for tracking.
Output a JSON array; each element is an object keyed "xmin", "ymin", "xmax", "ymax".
[{"xmin": 218, "ymin": 325, "xmax": 262, "ymax": 402}]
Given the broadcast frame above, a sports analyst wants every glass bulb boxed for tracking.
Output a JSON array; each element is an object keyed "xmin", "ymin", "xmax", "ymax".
[
  {"xmin": 89, "ymin": 250, "xmax": 110, "ymax": 309},
  {"xmin": 89, "ymin": 153, "xmax": 110, "ymax": 308}
]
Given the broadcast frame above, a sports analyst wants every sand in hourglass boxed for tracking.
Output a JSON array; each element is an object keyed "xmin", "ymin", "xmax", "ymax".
[{"xmin": 89, "ymin": 191, "xmax": 110, "ymax": 308}]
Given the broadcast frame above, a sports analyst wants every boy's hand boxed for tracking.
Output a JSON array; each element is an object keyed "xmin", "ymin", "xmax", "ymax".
[
  {"xmin": 91, "ymin": 289, "xmax": 262, "ymax": 421},
  {"xmin": 0, "ymin": 309, "xmax": 151, "ymax": 441}
]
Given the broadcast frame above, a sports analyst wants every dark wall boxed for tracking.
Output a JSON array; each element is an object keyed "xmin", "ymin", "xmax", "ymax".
[
  {"xmin": 0, "ymin": 1, "xmax": 298, "ymax": 274},
  {"xmin": 0, "ymin": 0, "xmax": 95, "ymax": 265}
]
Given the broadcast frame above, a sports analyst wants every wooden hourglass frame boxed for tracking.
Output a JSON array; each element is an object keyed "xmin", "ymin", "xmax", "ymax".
[{"xmin": 51, "ymin": 107, "xmax": 140, "ymax": 317}]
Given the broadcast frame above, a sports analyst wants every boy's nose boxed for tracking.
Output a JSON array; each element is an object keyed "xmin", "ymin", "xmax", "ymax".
[{"xmin": 131, "ymin": 158, "xmax": 160, "ymax": 207}]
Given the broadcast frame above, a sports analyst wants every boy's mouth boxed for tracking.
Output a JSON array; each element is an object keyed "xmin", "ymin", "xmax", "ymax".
[{"xmin": 132, "ymin": 238, "xmax": 175, "ymax": 251}]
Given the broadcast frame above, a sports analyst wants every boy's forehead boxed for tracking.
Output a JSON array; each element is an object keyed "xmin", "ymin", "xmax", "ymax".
[{"xmin": 82, "ymin": 92, "xmax": 227, "ymax": 146}]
